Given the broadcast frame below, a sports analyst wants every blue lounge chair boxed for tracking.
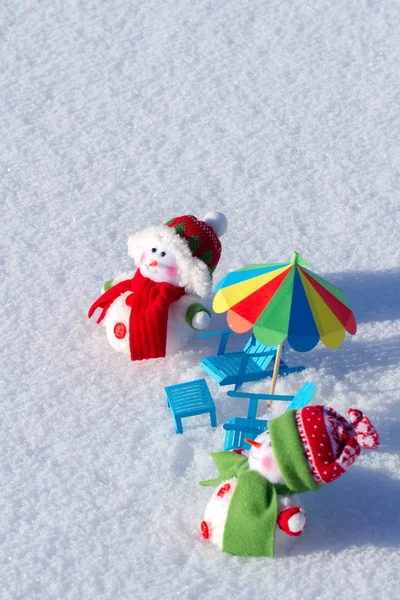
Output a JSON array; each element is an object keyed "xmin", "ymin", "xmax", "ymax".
[
  {"xmin": 199, "ymin": 330, "xmax": 305, "ymax": 389},
  {"xmin": 223, "ymin": 381, "xmax": 316, "ymax": 451}
]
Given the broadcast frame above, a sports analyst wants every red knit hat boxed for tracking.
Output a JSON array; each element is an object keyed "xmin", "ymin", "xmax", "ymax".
[
  {"xmin": 269, "ymin": 405, "xmax": 380, "ymax": 493},
  {"xmin": 295, "ymin": 405, "xmax": 380, "ymax": 485},
  {"xmin": 128, "ymin": 212, "xmax": 228, "ymax": 297},
  {"xmin": 165, "ymin": 214, "xmax": 222, "ymax": 274}
]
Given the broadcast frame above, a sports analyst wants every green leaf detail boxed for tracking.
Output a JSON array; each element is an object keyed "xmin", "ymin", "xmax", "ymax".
[
  {"xmin": 188, "ymin": 236, "xmax": 201, "ymax": 252},
  {"xmin": 201, "ymin": 250, "xmax": 213, "ymax": 265},
  {"xmin": 174, "ymin": 222, "xmax": 186, "ymax": 236}
]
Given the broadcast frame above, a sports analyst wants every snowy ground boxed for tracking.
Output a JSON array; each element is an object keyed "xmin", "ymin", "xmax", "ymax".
[{"xmin": 1, "ymin": 0, "xmax": 400, "ymax": 598}]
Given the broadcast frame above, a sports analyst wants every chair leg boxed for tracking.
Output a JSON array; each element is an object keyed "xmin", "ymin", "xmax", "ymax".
[
  {"xmin": 236, "ymin": 354, "xmax": 250, "ymax": 388},
  {"xmin": 175, "ymin": 416, "xmax": 183, "ymax": 434},
  {"xmin": 210, "ymin": 409, "xmax": 217, "ymax": 428},
  {"xmin": 247, "ymin": 398, "xmax": 258, "ymax": 420}
]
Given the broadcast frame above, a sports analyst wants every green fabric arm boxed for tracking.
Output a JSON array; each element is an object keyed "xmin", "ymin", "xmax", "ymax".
[{"xmin": 186, "ymin": 303, "xmax": 211, "ymax": 329}]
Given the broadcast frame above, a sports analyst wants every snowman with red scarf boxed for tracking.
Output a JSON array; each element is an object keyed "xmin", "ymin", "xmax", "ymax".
[{"xmin": 88, "ymin": 212, "xmax": 228, "ymax": 361}]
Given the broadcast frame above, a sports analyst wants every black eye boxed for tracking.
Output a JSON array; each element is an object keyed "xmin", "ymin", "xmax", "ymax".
[
  {"xmin": 151, "ymin": 248, "xmax": 157, "ymax": 253},
  {"xmin": 160, "ymin": 251, "xmax": 166, "ymax": 257}
]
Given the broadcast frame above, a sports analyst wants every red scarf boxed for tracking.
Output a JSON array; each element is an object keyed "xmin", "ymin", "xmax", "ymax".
[{"xmin": 88, "ymin": 270, "xmax": 186, "ymax": 360}]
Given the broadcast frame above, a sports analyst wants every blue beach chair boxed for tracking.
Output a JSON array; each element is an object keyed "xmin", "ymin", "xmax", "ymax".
[
  {"xmin": 223, "ymin": 382, "xmax": 316, "ymax": 451},
  {"xmin": 200, "ymin": 331, "xmax": 305, "ymax": 389}
]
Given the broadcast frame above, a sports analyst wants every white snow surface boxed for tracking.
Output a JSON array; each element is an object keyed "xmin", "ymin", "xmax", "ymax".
[{"xmin": 1, "ymin": 0, "xmax": 400, "ymax": 598}]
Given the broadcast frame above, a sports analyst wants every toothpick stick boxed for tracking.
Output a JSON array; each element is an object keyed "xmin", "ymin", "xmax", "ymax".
[{"xmin": 268, "ymin": 343, "xmax": 283, "ymax": 406}]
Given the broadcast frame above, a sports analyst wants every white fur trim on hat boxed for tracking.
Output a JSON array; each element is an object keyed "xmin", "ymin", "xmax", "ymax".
[{"xmin": 128, "ymin": 225, "xmax": 212, "ymax": 298}]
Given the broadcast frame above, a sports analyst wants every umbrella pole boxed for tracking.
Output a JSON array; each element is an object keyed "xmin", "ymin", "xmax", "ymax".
[{"xmin": 268, "ymin": 343, "xmax": 283, "ymax": 405}]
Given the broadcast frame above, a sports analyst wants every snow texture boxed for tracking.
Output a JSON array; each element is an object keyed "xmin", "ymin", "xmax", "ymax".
[{"xmin": 1, "ymin": 0, "xmax": 400, "ymax": 598}]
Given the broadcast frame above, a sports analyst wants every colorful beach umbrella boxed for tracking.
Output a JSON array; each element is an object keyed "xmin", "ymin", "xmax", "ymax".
[{"xmin": 213, "ymin": 252, "xmax": 357, "ymax": 353}]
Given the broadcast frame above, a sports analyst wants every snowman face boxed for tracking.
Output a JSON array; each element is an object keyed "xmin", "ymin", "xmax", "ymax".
[
  {"xmin": 247, "ymin": 431, "xmax": 285, "ymax": 485},
  {"xmin": 139, "ymin": 239, "xmax": 181, "ymax": 286}
]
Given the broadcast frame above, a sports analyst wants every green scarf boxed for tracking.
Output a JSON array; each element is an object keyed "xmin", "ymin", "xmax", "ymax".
[
  {"xmin": 268, "ymin": 410, "xmax": 321, "ymax": 493},
  {"xmin": 200, "ymin": 452, "xmax": 294, "ymax": 557}
]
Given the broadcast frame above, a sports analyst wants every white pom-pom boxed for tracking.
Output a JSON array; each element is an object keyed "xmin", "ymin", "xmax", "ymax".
[
  {"xmin": 288, "ymin": 512, "xmax": 306, "ymax": 534},
  {"xmin": 203, "ymin": 212, "xmax": 228, "ymax": 237},
  {"xmin": 192, "ymin": 311, "xmax": 211, "ymax": 330}
]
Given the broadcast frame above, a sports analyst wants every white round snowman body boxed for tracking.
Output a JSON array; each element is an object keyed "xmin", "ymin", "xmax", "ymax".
[
  {"xmin": 103, "ymin": 280, "xmax": 210, "ymax": 356},
  {"xmin": 201, "ymin": 431, "xmax": 306, "ymax": 557}
]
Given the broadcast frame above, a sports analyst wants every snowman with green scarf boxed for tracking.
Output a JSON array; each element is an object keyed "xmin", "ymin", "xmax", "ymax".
[{"xmin": 200, "ymin": 404, "xmax": 379, "ymax": 557}]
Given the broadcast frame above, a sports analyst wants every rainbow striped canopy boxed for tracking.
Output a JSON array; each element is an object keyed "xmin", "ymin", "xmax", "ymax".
[{"xmin": 213, "ymin": 252, "xmax": 357, "ymax": 352}]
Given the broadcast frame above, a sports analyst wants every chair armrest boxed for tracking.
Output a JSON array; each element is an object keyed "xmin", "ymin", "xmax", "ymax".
[
  {"xmin": 198, "ymin": 329, "xmax": 234, "ymax": 339},
  {"xmin": 199, "ymin": 329, "xmax": 236, "ymax": 355},
  {"xmin": 209, "ymin": 349, "xmax": 276, "ymax": 359},
  {"xmin": 223, "ymin": 419, "xmax": 268, "ymax": 431},
  {"xmin": 227, "ymin": 391, "xmax": 294, "ymax": 401}
]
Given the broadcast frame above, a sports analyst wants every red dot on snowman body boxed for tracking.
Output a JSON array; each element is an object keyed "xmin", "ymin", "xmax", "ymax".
[
  {"xmin": 201, "ymin": 521, "xmax": 210, "ymax": 539},
  {"xmin": 114, "ymin": 323, "xmax": 127, "ymax": 339},
  {"xmin": 217, "ymin": 483, "xmax": 231, "ymax": 498}
]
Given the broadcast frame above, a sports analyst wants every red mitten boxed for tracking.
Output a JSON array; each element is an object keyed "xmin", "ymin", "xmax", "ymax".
[{"xmin": 277, "ymin": 507, "xmax": 306, "ymax": 537}]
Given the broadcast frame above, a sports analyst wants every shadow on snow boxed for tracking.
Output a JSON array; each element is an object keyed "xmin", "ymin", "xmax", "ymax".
[{"xmin": 295, "ymin": 463, "xmax": 400, "ymax": 555}]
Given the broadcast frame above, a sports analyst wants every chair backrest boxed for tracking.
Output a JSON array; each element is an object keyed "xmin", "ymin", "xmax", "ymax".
[
  {"xmin": 223, "ymin": 417, "xmax": 268, "ymax": 450},
  {"xmin": 286, "ymin": 382, "xmax": 316, "ymax": 411},
  {"xmin": 242, "ymin": 334, "xmax": 278, "ymax": 369}
]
